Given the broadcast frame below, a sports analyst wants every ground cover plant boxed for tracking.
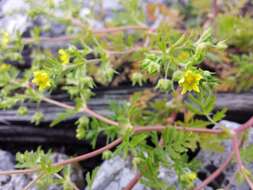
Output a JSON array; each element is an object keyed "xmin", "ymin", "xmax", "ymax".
[{"xmin": 0, "ymin": 0, "xmax": 253, "ymax": 189}]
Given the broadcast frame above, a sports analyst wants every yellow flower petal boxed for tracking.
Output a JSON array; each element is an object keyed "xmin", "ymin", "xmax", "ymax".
[
  {"xmin": 58, "ymin": 49, "xmax": 69, "ymax": 64},
  {"xmin": 179, "ymin": 70, "xmax": 203, "ymax": 94},
  {"xmin": 192, "ymin": 84, "xmax": 200, "ymax": 92},
  {"xmin": 32, "ymin": 70, "xmax": 51, "ymax": 91},
  {"xmin": 1, "ymin": 32, "xmax": 9, "ymax": 47}
]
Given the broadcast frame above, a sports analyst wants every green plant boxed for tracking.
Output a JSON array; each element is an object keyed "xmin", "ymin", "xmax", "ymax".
[
  {"xmin": 0, "ymin": 1, "xmax": 253, "ymax": 190},
  {"xmin": 219, "ymin": 54, "xmax": 253, "ymax": 92},
  {"xmin": 215, "ymin": 14, "xmax": 253, "ymax": 51}
]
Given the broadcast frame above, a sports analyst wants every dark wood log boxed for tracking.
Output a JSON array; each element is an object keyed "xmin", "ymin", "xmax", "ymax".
[{"xmin": 0, "ymin": 86, "xmax": 252, "ymax": 144}]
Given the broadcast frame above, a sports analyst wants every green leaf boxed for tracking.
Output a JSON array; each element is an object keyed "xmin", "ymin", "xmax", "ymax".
[
  {"xmin": 86, "ymin": 167, "xmax": 99, "ymax": 190},
  {"xmin": 130, "ymin": 133, "xmax": 148, "ymax": 148},
  {"xmin": 31, "ymin": 111, "xmax": 44, "ymax": 125},
  {"xmin": 17, "ymin": 106, "xmax": 28, "ymax": 116},
  {"xmin": 212, "ymin": 108, "xmax": 227, "ymax": 122},
  {"xmin": 241, "ymin": 144, "xmax": 253, "ymax": 164},
  {"xmin": 75, "ymin": 116, "xmax": 89, "ymax": 140},
  {"xmin": 203, "ymin": 94, "xmax": 215, "ymax": 115},
  {"xmin": 50, "ymin": 109, "xmax": 77, "ymax": 127}
]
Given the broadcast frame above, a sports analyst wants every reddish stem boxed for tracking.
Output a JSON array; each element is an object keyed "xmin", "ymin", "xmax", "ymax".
[
  {"xmin": 125, "ymin": 113, "xmax": 175, "ymax": 190},
  {"xmin": 83, "ymin": 107, "xmax": 119, "ymax": 126},
  {"xmin": 42, "ymin": 96, "xmax": 223, "ymax": 135},
  {"xmin": 232, "ymin": 134, "xmax": 253, "ymax": 189},
  {"xmin": 0, "ymin": 125, "xmax": 219, "ymax": 176},
  {"xmin": 0, "ymin": 138, "xmax": 122, "ymax": 176},
  {"xmin": 124, "ymin": 173, "xmax": 142, "ymax": 190},
  {"xmin": 194, "ymin": 150, "xmax": 234, "ymax": 190},
  {"xmin": 135, "ymin": 126, "xmax": 223, "ymax": 134},
  {"xmin": 234, "ymin": 116, "xmax": 253, "ymax": 133},
  {"xmin": 23, "ymin": 25, "xmax": 148, "ymax": 44},
  {"xmin": 212, "ymin": 0, "xmax": 218, "ymax": 19},
  {"xmin": 42, "ymin": 96, "xmax": 119, "ymax": 126},
  {"xmin": 196, "ymin": 117, "xmax": 253, "ymax": 190},
  {"xmin": 55, "ymin": 138, "xmax": 122, "ymax": 167}
]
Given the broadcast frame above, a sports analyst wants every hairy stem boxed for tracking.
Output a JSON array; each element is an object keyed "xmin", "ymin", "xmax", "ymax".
[
  {"xmin": 22, "ymin": 173, "xmax": 45, "ymax": 190},
  {"xmin": 23, "ymin": 25, "xmax": 149, "ymax": 44},
  {"xmin": 124, "ymin": 173, "xmax": 142, "ymax": 190},
  {"xmin": 0, "ymin": 125, "xmax": 223, "ymax": 176},
  {"xmin": 54, "ymin": 173, "xmax": 80, "ymax": 190},
  {"xmin": 234, "ymin": 116, "xmax": 253, "ymax": 133},
  {"xmin": 194, "ymin": 151, "xmax": 234, "ymax": 190},
  {"xmin": 232, "ymin": 134, "xmax": 253, "ymax": 189}
]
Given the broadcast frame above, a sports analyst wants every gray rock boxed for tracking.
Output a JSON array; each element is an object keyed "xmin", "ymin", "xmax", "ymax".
[
  {"xmin": 0, "ymin": 150, "xmax": 15, "ymax": 188},
  {"xmin": 88, "ymin": 120, "xmax": 253, "ymax": 190},
  {"xmin": 196, "ymin": 120, "xmax": 240, "ymax": 167},
  {"xmin": 0, "ymin": 0, "xmax": 30, "ymax": 35},
  {"xmin": 51, "ymin": 153, "xmax": 84, "ymax": 189},
  {"xmin": 88, "ymin": 155, "xmax": 203, "ymax": 190},
  {"xmin": 0, "ymin": 150, "xmax": 14, "ymax": 170},
  {"xmin": 158, "ymin": 166, "xmax": 178, "ymax": 185},
  {"xmin": 0, "ymin": 150, "xmax": 83, "ymax": 190},
  {"xmin": 0, "ymin": 149, "xmax": 34, "ymax": 190},
  {"xmin": 87, "ymin": 156, "xmax": 150, "ymax": 190}
]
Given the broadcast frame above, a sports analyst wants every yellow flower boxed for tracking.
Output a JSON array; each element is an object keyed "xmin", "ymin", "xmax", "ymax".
[
  {"xmin": 1, "ymin": 32, "xmax": 9, "ymax": 47},
  {"xmin": 32, "ymin": 71, "xmax": 51, "ymax": 91},
  {"xmin": 58, "ymin": 49, "xmax": 69, "ymax": 64},
  {"xmin": 178, "ymin": 51, "xmax": 190, "ymax": 61},
  {"xmin": 181, "ymin": 172, "xmax": 197, "ymax": 184},
  {"xmin": 0, "ymin": 64, "xmax": 10, "ymax": 72},
  {"xmin": 179, "ymin": 70, "xmax": 202, "ymax": 94}
]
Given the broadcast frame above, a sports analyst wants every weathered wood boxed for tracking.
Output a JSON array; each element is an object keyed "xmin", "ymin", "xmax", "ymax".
[
  {"xmin": 0, "ymin": 124, "xmax": 90, "ymax": 145},
  {"xmin": 0, "ymin": 86, "xmax": 252, "ymax": 144},
  {"xmin": 1, "ymin": 86, "xmax": 253, "ymax": 123}
]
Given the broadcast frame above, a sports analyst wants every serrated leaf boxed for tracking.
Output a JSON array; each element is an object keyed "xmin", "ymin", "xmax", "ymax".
[
  {"xmin": 203, "ymin": 95, "xmax": 216, "ymax": 114},
  {"xmin": 185, "ymin": 101, "xmax": 202, "ymax": 114},
  {"xmin": 31, "ymin": 111, "xmax": 44, "ymax": 125},
  {"xmin": 130, "ymin": 133, "xmax": 148, "ymax": 148},
  {"xmin": 241, "ymin": 145, "xmax": 253, "ymax": 164},
  {"xmin": 50, "ymin": 109, "xmax": 77, "ymax": 127},
  {"xmin": 213, "ymin": 108, "xmax": 227, "ymax": 122}
]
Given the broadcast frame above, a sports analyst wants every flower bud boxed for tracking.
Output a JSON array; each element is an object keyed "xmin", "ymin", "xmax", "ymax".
[
  {"xmin": 82, "ymin": 76, "xmax": 94, "ymax": 88},
  {"xmin": 172, "ymin": 70, "xmax": 183, "ymax": 81},
  {"xmin": 58, "ymin": 49, "xmax": 70, "ymax": 64},
  {"xmin": 131, "ymin": 72, "xmax": 145, "ymax": 86},
  {"xmin": 102, "ymin": 150, "xmax": 112, "ymax": 160},
  {"xmin": 216, "ymin": 40, "xmax": 227, "ymax": 50},
  {"xmin": 155, "ymin": 79, "xmax": 172, "ymax": 92},
  {"xmin": 132, "ymin": 157, "xmax": 142, "ymax": 169},
  {"xmin": 142, "ymin": 54, "xmax": 161, "ymax": 74},
  {"xmin": 17, "ymin": 106, "xmax": 28, "ymax": 116}
]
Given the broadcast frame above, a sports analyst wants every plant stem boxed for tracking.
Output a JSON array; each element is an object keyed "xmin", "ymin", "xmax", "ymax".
[
  {"xmin": 23, "ymin": 25, "xmax": 149, "ymax": 44},
  {"xmin": 194, "ymin": 150, "xmax": 234, "ymax": 190},
  {"xmin": 232, "ymin": 134, "xmax": 253, "ymax": 189},
  {"xmin": 22, "ymin": 173, "xmax": 45, "ymax": 190},
  {"xmin": 41, "ymin": 96, "xmax": 119, "ymax": 126},
  {"xmin": 124, "ymin": 173, "xmax": 142, "ymax": 190},
  {"xmin": 135, "ymin": 126, "xmax": 223, "ymax": 134},
  {"xmin": 42, "ymin": 95, "xmax": 224, "ymax": 135},
  {"xmin": 54, "ymin": 173, "xmax": 80, "ymax": 190},
  {"xmin": 205, "ymin": 114, "xmax": 217, "ymax": 125},
  {"xmin": 124, "ymin": 114, "xmax": 174, "ymax": 190},
  {"xmin": 0, "ymin": 125, "xmax": 222, "ymax": 176},
  {"xmin": 0, "ymin": 137, "xmax": 122, "ymax": 176},
  {"xmin": 83, "ymin": 107, "xmax": 119, "ymax": 126},
  {"xmin": 234, "ymin": 116, "xmax": 253, "ymax": 133}
]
